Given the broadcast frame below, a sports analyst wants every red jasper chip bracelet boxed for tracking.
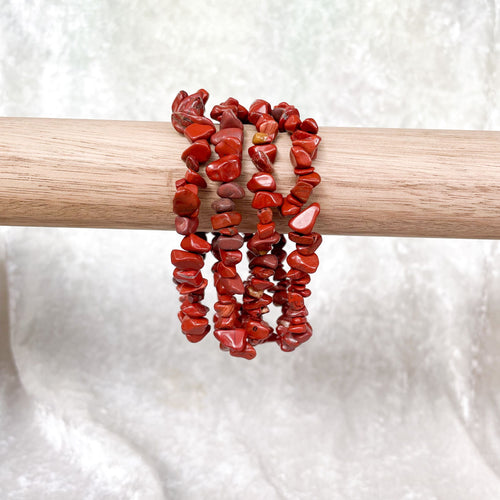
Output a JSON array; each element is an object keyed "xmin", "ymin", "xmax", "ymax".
[{"xmin": 171, "ymin": 90, "xmax": 322, "ymax": 359}]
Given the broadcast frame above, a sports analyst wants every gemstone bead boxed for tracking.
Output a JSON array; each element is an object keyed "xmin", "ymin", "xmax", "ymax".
[
  {"xmin": 247, "ymin": 173, "xmax": 276, "ymax": 192},
  {"xmin": 251, "ymin": 191, "xmax": 283, "ymax": 209},
  {"xmin": 220, "ymin": 249, "xmax": 242, "ymax": 266},
  {"xmin": 175, "ymin": 215, "xmax": 199, "ymax": 235},
  {"xmin": 184, "ymin": 123, "xmax": 216, "ymax": 142},
  {"xmin": 181, "ymin": 316, "xmax": 209, "ymax": 336},
  {"xmin": 287, "ymin": 250, "xmax": 319, "ymax": 273},
  {"xmin": 290, "ymin": 146, "xmax": 312, "ymax": 168},
  {"xmin": 211, "ymin": 211, "xmax": 242, "ymax": 230},
  {"xmin": 173, "ymin": 188, "xmax": 200, "ymax": 216},
  {"xmin": 206, "ymin": 155, "xmax": 241, "ymax": 182},
  {"xmin": 288, "ymin": 203, "xmax": 320, "ymax": 234},
  {"xmin": 184, "ymin": 169, "xmax": 207, "ymax": 188},
  {"xmin": 248, "ymin": 144, "xmax": 278, "ymax": 163},
  {"xmin": 248, "ymin": 99, "xmax": 272, "ymax": 124},
  {"xmin": 290, "ymin": 181, "xmax": 313, "ymax": 203},
  {"xmin": 212, "ymin": 198, "xmax": 235, "ymax": 213},
  {"xmin": 257, "ymin": 207, "xmax": 273, "ymax": 224},
  {"xmin": 219, "ymin": 109, "xmax": 243, "ymax": 129},
  {"xmin": 217, "ymin": 182, "xmax": 245, "ymax": 199},
  {"xmin": 252, "ymin": 132, "xmax": 273, "ymax": 145},
  {"xmin": 181, "ymin": 139, "xmax": 212, "ymax": 163},
  {"xmin": 297, "ymin": 233, "xmax": 322, "ymax": 256},
  {"xmin": 215, "ymin": 137, "xmax": 242, "ymax": 157},
  {"xmin": 281, "ymin": 199, "xmax": 301, "ymax": 217},
  {"xmin": 181, "ymin": 233, "xmax": 211, "ymax": 253},
  {"xmin": 210, "ymin": 127, "xmax": 243, "ymax": 146},
  {"xmin": 215, "ymin": 234, "xmax": 244, "ymax": 251},
  {"xmin": 171, "ymin": 250, "xmax": 204, "ymax": 270},
  {"xmin": 300, "ymin": 118, "xmax": 319, "ymax": 134},
  {"xmin": 300, "ymin": 172, "xmax": 321, "ymax": 187},
  {"xmin": 249, "ymin": 150, "xmax": 273, "ymax": 173}
]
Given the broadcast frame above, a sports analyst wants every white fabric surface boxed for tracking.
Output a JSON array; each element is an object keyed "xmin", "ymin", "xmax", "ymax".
[{"xmin": 1, "ymin": 1, "xmax": 500, "ymax": 498}]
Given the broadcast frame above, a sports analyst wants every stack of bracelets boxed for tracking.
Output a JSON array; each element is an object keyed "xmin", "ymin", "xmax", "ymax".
[{"xmin": 171, "ymin": 89, "xmax": 321, "ymax": 360}]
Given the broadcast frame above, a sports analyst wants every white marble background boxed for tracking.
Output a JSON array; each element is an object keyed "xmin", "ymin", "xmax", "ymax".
[{"xmin": 0, "ymin": 1, "xmax": 499, "ymax": 498}]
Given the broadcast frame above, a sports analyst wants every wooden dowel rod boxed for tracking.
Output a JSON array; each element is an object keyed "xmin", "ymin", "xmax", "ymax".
[{"xmin": 0, "ymin": 117, "xmax": 499, "ymax": 239}]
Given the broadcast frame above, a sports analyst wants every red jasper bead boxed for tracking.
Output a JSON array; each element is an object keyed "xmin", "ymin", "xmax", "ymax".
[
  {"xmin": 245, "ymin": 320, "xmax": 272, "ymax": 340},
  {"xmin": 284, "ymin": 114, "xmax": 301, "ymax": 133},
  {"xmin": 171, "ymin": 112, "xmax": 213, "ymax": 134},
  {"xmin": 214, "ymin": 312, "xmax": 238, "ymax": 329},
  {"xmin": 210, "ymin": 98, "xmax": 239, "ymax": 120},
  {"xmin": 171, "ymin": 249, "xmax": 204, "ymax": 270},
  {"xmin": 173, "ymin": 188, "xmax": 200, "ymax": 217},
  {"xmin": 249, "ymin": 149, "xmax": 273, "ymax": 173},
  {"xmin": 288, "ymin": 291, "xmax": 305, "ymax": 310},
  {"xmin": 210, "ymin": 127, "xmax": 243, "ymax": 146},
  {"xmin": 249, "ymin": 254, "xmax": 278, "ymax": 269},
  {"xmin": 248, "ymin": 99, "xmax": 272, "ymax": 124},
  {"xmin": 257, "ymin": 222, "xmax": 275, "ymax": 239},
  {"xmin": 220, "ymin": 249, "xmax": 242, "ymax": 266},
  {"xmin": 247, "ymin": 172, "xmax": 276, "ymax": 192},
  {"xmin": 173, "ymin": 268, "xmax": 204, "ymax": 286},
  {"xmin": 219, "ymin": 109, "xmax": 243, "ymax": 129},
  {"xmin": 214, "ymin": 234, "xmax": 244, "ymax": 251},
  {"xmin": 215, "ymin": 328, "xmax": 246, "ymax": 351},
  {"xmin": 290, "ymin": 181, "xmax": 313, "ymax": 203},
  {"xmin": 206, "ymin": 155, "xmax": 241, "ymax": 182},
  {"xmin": 212, "ymin": 198, "xmax": 236, "ymax": 213},
  {"xmin": 218, "ymin": 276, "xmax": 245, "ymax": 295},
  {"xmin": 286, "ymin": 193, "xmax": 303, "ymax": 207},
  {"xmin": 184, "ymin": 122, "xmax": 216, "ymax": 142},
  {"xmin": 292, "ymin": 135, "xmax": 321, "ymax": 157},
  {"xmin": 287, "ymin": 250, "xmax": 319, "ymax": 273},
  {"xmin": 300, "ymin": 172, "xmax": 321, "ymax": 187},
  {"xmin": 288, "ymin": 203, "xmax": 320, "ymax": 234},
  {"xmin": 257, "ymin": 207, "xmax": 273, "ymax": 224},
  {"xmin": 288, "ymin": 232, "xmax": 314, "ymax": 245},
  {"xmin": 184, "ymin": 169, "xmax": 207, "ymax": 188},
  {"xmin": 281, "ymin": 198, "xmax": 301, "ymax": 217},
  {"xmin": 248, "ymin": 144, "xmax": 277, "ymax": 163},
  {"xmin": 181, "ymin": 139, "xmax": 212, "ymax": 163},
  {"xmin": 181, "ymin": 233, "xmax": 211, "ymax": 253},
  {"xmin": 217, "ymin": 182, "xmax": 245, "ymax": 199},
  {"xmin": 175, "ymin": 215, "xmax": 199, "ymax": 235},
  {"xmin": 258, "ymin": 119, "xmax": 279, "ymax": 137},
  {"xmin": 172, "ymin": 90, "xmax": 188, "ymax": 112},
  {"xmin": 181, "ymin": 301, "xmax": 209, "ymax": 317},
  {"xmin": 251, "ymin": 191, "xmax": 283, "ymax": 209},
  {"xmin": 219, "ymin": 226, "xmax": 240, "ymax": 236},
  {"xmin": 297, "ymin": 233, "xmax": 322, "ymax": 256},
  {"xmin": 214, "ymin": 301, "xmax": 236, "ymax": 317},
  {"xmin": 211, "ymin": 211, "xmax": 242, "ymax": 230},
  {"xmin": 215, "ymin": 137, "xmax": 242, "ymax": 157},
  {"xmin": 300, "ymin": 118, "xmax": 319, "ymax": 134},
  {"xmin": 250, "ymin": 278, "xmax": 275, "ymax": 291},
  {"xmin": 181, "ymin": 316, "xmax": 209, "ymax": 336},
  {"xmin": 185, "ymin": 155, "xmax": 199, "ymax": 172},
  {"xmin": 290, "ymin": 146, "xmax": 312, "ymax": 168},
  {"xmin": 185, "ymin": 331, "xmax": 209, "ymax": 343},
  {"xmin": 217, "ymin": 262, "xmax": 237, "ymax": 278}
]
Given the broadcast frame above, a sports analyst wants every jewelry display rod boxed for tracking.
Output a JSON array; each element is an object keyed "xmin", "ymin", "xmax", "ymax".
[{"xmin": 0, "ymin": 117, "xmax": 499, "ymax": 239}]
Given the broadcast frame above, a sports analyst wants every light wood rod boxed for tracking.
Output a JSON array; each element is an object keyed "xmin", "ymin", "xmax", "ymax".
[{"xmin": 0, "ymin": 117, "xmax": 499, "ymax": 239}]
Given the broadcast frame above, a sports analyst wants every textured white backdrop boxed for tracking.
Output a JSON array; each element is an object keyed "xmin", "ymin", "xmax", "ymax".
[{"xmin": 1, "ymin": 1, "xmax": 500, "ymax": 499}]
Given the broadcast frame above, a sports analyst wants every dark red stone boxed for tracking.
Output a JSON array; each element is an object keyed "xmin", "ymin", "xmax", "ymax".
[
  {"xmin": 185, "ymin": 155, "xmax": 199, "ymax": 172},
  {"xmin": 300, "ymin": 118, "xmax": 319, "ymax": 134},
  {"xmin": 181, "ymin": 300, "xmax": 209, "ymax": 317},
  {"xmin": 292, "ymin": 135, "xmax": 321, "ymax": 157},
  {"xmin": 290, "ymin": 181, "xmax": 313, "ymax": 203},
  {"xmin": 175, "ymin": 215, "xmax": 199, "ymax": 235},
  {"xmin": 214, "ymin": 301, "xmax": 236, "ymax": 317},
  {"xmin": 171, "ymin": 112, "xmax": 213, "ymax": 135},
  {"xmin": 206, "ymin": 155, "xmax": 241, "ymax": 182},
  {"xmin": 251, "ymin": 191, "xmax": 283, "ymax": 209},
  {"xmin": 172, "ymin": 90, "xmax": 188, "ymax": 112},
  {"xmin": 217, "ymin": 182, "xmax": 245, "ymax": 199},
  {"xmin": 297, "ymin": 233, "xmax": 322, "ymax": 256},
  {"xmin": 287, "ymin": 250, "xmax": 319, "ymax": 273},
  {"xmin": 181, "ymin": 233, "xmax": 211, "ymax": 253},
  {"xmin": 290, "ymin": 146, "xmax": 312, "ymax": 168},
  {"xmin": 247, "ymin": 172, "xmax": 276, "ymax": 192},
  {"xmin": 249, "ymin": 149, "xmax": 273, "ymax": 173},
  {"xmin": 219, "ymin": 109, "xmax": 243, "ymax": 129},
  {"xmin": 288, "ymin": 203, "xmax": 320, "ymax": 234},
  {"xmin": 215, "ymin": 234, "xmax": 244, "ymax": 251},
  {"xmin": 210, "ymin": 127, "xmax": 243, "ymax": 146},
  {"xmin": 258, "ymin": 119, "xmax": 278, "ymax": 137},
  {"xmin": 184, "ymin": 169, "xmax": 207, "ymax": 188},
  {"xmin": 288, "ymin": 232, "xmax": 314, "ymax": 245},
  {"xmin": 212, "ymin": 198, "xmax": 235, "ymax": 213},
  {"xmin": 217, "ymin": 262, "xmax": 237, "ymax": 278},
  {"xmin": 211, "ymin": 211, "xmax": 242, "ymax": 230},
  {"xmin": 173, "ymin": 188, "xmax": 200, "ymax": 216},
  {"xmin": 249, "ymin": 254, "xmax": 278, "ymax": 269},
  {"xmin": 184, "ymin": 122, "xmax": 216, "ymax": 142},
  {"xmin": 217, "ymin": 276, "xmax": 245, "ymax": 295},
  {"xmin": 248, "ymin": 144, "xmax": 277, "ymax": 163},
  {"xmin": 220, "ymin": 249, "xmax": 242, "ymax": 266},
  {"xmin": 181, "ymin": 139, "xmax": 212, "ymax": 163},
  {"xmin": 284, "ymin": 114, "xmax": 301, "ymax": 133},
  {"xmin": 171, "ymin": 250, "xmax": 204, "ymax": 270},
  {"xmin": 215, "ymin": 137, "xmax": 242, "ymax": 158},
  {"xmin": 173, "ymin": 268, "xmax": 204, "ymax": 286},
  {"xmin": 181, "ymin": 316, "xmax": 209, "ymax": 336},
  {"xmin": 257, "ymin": 222, "xmax": 275, "ymax": 239},
  {"xmin": 300, "ymin": 172, "xmax": 321, "ymax": 187},
  {"xmin": 280, "ymin": 199, "xmax": 301, "ymax": 217},
  {"xmin": 248, "ymin": 99, "xmax": 272, "ymax": 125},
  {"xmin": 257, "ymin": 207, "xmax": 273, "ymax": 224}
]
